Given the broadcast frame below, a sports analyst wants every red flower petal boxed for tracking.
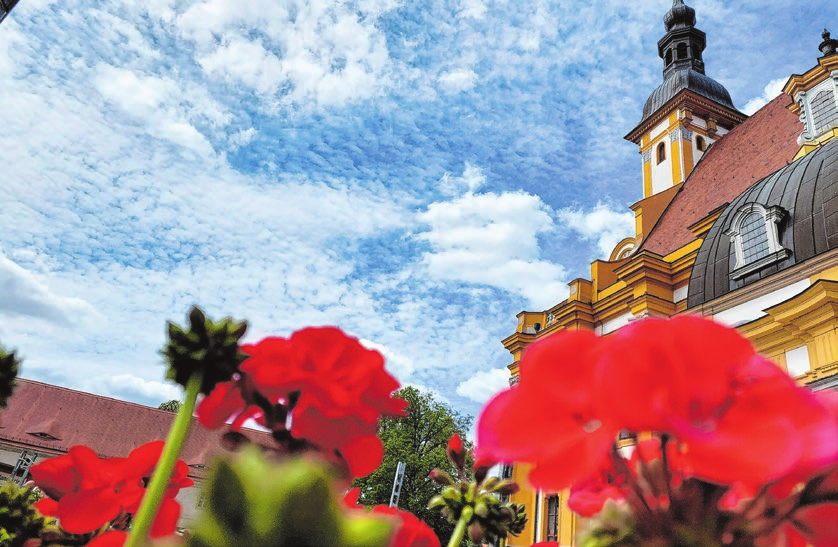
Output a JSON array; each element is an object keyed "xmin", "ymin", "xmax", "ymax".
[
  {"xmin": 56, "ymin": 489, "xmax": 122, "ymax": 534},
  {"xmin": 34, "ymin": 497, "xmax": 59, "ymax": 517},
  {"xmin": 150, "ymin": 497, "xmax": 181, "ymax": 538},
  {"xmin": 87, "ymin": 531, "xmax": 128, "ymax": 547},
  {"xmin": 30, "ymin": 453, "xmax": 82, "ymax": 501},
  {"xmin": 340, "ymin": 435, "xmax": 384, "ymax": 478},
  {"xmin": 596, "ymin": 316, "xmax": 754, "ymax": 433},
  {"xmin": 343, "ymin": 487, "xmax": 361, "ymax": 508},
  {"xmin": 196, "ymin": 380, "xmax": 247, "ymax": 430}
]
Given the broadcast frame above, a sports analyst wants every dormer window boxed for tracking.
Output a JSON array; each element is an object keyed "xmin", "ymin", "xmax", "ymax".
[
  {"xmin": 811, "ymin": 88, "xmax": 838, "ymax": 135},
  {"xmin": 725, "ymin": 203, "xmax": 790, "ymax": 279}
]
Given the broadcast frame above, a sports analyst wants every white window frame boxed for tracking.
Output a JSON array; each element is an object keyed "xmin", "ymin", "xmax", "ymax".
[{"xmin": 724, "ymin": 203, "xmax": 790, "ymax": 280}]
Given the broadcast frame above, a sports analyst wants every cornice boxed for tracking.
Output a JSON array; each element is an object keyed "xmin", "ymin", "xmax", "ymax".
[{"xmin": 625, "ymin": 89, "xmax": 747, "ymax": 144}]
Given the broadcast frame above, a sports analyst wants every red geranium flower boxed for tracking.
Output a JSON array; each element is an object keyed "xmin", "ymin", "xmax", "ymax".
[
  {"xmin": 197, "ymin": 327, "xmax": 406, "ymax": 477},
  {"xmin": 478, "ymin": 316, "xmax": 838, "ymax": 492},
  {"xmin": 344, "ymin": 488, "xmax": 441, "ymax": 547},
  {"xmin": 477, "ymin": 330, "xmax": 618, "ymax": 491},
  {"xmin": 31, "ymin": 441, "xmax": 192, "ymax": 536}
]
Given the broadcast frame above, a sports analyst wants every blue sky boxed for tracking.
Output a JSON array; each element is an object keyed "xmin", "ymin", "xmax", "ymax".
[{"xmin": 0, "ymin": 0, "xmax": 834, "ymax": 421}]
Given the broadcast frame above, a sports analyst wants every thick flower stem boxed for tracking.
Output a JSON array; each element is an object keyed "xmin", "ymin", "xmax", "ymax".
[
  {"xmin": 447, "ymin": 506, "xmax": 473, "ymax": 547},
  {"xmin": 125, "ymin": 372, "xmax": 203, "ymax": 547}
]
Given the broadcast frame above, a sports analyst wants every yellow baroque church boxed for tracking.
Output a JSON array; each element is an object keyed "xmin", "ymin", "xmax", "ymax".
[{"xmin": 500, "ymin": 2, "xmax": 838, "ymax": 545}]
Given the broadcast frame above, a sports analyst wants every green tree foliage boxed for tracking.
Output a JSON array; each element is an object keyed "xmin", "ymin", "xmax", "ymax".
[
  {"xmin": 352, "ymin": 387, "xmax": 473, "ymax": 545},
  {"xmin": 158, "ymin": 400, "xmax": 182, "ymax": 412}
]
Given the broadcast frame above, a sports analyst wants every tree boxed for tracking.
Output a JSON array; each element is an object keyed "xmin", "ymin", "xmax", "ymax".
[
  {"xmin": 353, "ymin": 387, "xmax": 473, "ymax": 545},
  {"xmin": 158, "ymin": 400, "xmax": 182, "ymax": 412}
]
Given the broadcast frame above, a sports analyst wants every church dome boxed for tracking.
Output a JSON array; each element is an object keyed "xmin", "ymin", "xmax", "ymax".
[
  {"xmin": 687, "ymin": 138, "xmax": 838, "ymax": 308},
  {"xmin": 641, "ymin": 68, "xmax": 736, "ymax": 122},
  {"xmin": 664, "ymin": 0, "xmax": 696, "ymax": 31}
]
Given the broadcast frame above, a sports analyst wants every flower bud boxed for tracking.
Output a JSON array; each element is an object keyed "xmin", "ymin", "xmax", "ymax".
[
  {"xmin": 429, "ymin": 469, "xmax": 456, "ymax": 486},
  {"xmin": 468, "ymin": 523, "xmax": 485, "ymax": 542},
  {"xmin": 447, "ymin": 434, "xmax": 466, "ymax": 471},
  {"xmin": 473, "ymin": 457, "xmax": 495, "ymax": 484}
]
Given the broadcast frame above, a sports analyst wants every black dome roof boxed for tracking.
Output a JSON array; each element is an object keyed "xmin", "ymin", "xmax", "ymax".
[
  {"xmin": 642, "ymin": 68, "xmax": 736, "ymax": 122},
  {"xmin": 688, "ymin": 138, "xmax": 838, "ymax": 308}
]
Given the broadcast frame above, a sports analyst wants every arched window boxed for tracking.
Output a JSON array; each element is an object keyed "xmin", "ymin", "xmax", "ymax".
[
  {"xmin": 725, "ymin": 203, "xmax": 790, "ymax": 279},
  {"xmin": 696, "ymin": 135, "xmax": 706, "ymax": 151},
  {"xmin": 657, "ymin": 142, "xmax": 666, "ymax": 164},
  {"xmin": 665, "ymin": 49, "xmax": 673, "ymax": 66},
  {"xmin": 677, "ymin": 43, "xmax": 688, "ymax": 59}
]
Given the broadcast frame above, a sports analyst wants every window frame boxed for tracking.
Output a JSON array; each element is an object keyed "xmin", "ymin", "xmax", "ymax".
[{"xmin": 724, "ymin": 203, "xmax": 790, "ymax": 280}]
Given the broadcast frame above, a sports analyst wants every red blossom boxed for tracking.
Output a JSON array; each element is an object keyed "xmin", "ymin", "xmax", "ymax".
[
  {"xmin": 370, "ymin": 505, "xmax": 441, "ymax": 547},
  {"xmin": 344, "ymin": 488, "xmax": 440, "ymax": 547},
  {"xmin": 477, "ymin": 317, "xmax": 838, "ymax": 493},
  {"xmin": 196, "ymin": 327, "xmax": 406, "ymax": 478},
  {"xmin": 31, "ymin": 441, "xmax": 192, "ymax": 536},
  {"xmin": 477, "ymin": 330, "xmax": 617, "ymax": 491}
]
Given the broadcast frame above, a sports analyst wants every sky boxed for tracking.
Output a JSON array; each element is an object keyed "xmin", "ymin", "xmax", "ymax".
[{"xmin": 0, "ymin": 0, "xmax": 835, "ymax": 423}]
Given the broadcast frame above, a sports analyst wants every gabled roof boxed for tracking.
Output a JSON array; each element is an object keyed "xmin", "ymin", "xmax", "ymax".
[
  {"xmin": 0, "ymin": 379, "xmax": 272, "ymax": 468},
  {"xmin": 640, "ymin": 94, "xmax": 803, "ymax": 256}
]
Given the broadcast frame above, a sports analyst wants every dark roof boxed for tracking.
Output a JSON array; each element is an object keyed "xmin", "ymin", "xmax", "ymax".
[
  {"xmin": 0, "ymin": 379, "xmax": 272, "ymax": 468},
  {"xmin": 642, "ymin": 69, "xmax": 736, "ymax": 122},
  {"xmin": 640, "ymin": 94, "xmax": 803, "ymax": 256},
  {"xmin": 688, "ymin": 137, "xmax": 838, "ymax": 307}
]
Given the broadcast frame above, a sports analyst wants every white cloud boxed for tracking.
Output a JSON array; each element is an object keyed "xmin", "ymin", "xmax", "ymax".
[
  {"xmin": 439, "ymin": 162, "xmax": 487, "ymax": 195},
  {"xmin": 418, "ymin": 165, "xmax": 568, "ymax": 309},
  {"xmin": 177, "ymin": 0, "xmax": 394, "ymax": 108},
  {"xmin": 741, "ymin": 77, "xmax": 788, "ymax": 115},
  {"xmin": 438, "ymin": 69, "xmax": 478, "ymax": 93},
  {"xmin": 93, "ymin": 65, "xmax": 226, "ymax": 155},
  {"xmin": 456, "ymin": 368, "xmax": 509, "ymax": 404},
  {"xmin": 229, "ymin": 128, "xmax": 257, "ymax": 149},
  {"xmin": 198, "ymin": 38, "xmax": 283, "ymax": 95},
  {"xmin": 458, "ymin": 0, "xmax": 487, "ymax": 19},
  {"xmin": 556, "ymin": 203, "xmax": 635, "ymax": 257},
  {"xmin": 0, "ymin": 253, "xmax": 98, "ymax": 326},
  {"xmin": 360, "ymin": 338, "xmax": 416, "ymax": 381},
  {"xmin": 102, "ymin": 374, "xmax": 182, "ymax": 403}
]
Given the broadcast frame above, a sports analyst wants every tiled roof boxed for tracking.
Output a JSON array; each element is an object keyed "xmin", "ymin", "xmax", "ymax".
[
  {"xmin": 640, "ymin": 94, "xmax": 803, "ymax": 256},
  {"xmin": 0, "ymin": 379, "xmax": 273, "ymax": 468}
]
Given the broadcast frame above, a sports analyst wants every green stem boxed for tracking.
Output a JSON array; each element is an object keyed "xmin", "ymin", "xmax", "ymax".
[
  {"xmin": 447, "ymin": 506, "xmax": 473, "ymax": 547},
  {"xmin": 125, "ymin": 372, "xmax": 203, "ymax": 547}
]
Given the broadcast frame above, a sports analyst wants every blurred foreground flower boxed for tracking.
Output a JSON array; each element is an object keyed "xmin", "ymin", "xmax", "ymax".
[
  {"xmin": 197, "ymin": 327, "xmax": 407, "ymax": 478},
  {"xmin": 477, "ymin": 316, "xmax": 838, "ymax": 546}
]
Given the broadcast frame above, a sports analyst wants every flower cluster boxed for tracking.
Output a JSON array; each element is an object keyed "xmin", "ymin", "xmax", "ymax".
[
  {"xmin": 31, "ymin": 441, "xmax": 193, "ymax": 546},
  {"xmin": 428, "ymin": 435, "xmax": 527, "ymax": 545},
  {"xmin": 197, "ymin": 327, "xmax": 407, "ymax": 478},
  {"xmin": 477, "ymin": 316, "xmax": 838, "ymax": 546}
]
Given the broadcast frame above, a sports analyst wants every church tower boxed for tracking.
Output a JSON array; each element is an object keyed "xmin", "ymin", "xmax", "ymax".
[{"xmin": 625, "ymin": 0, "xmax": 746, "ymax": 198}]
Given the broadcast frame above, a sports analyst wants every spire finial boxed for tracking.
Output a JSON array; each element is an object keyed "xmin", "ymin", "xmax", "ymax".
[
  {"xmin": 820, "ymin": 28, "xmax": 838, "ymax": 57},
  {"xmin": 664, "ymin": 0, "xmax": 696, "ymax": 31}
]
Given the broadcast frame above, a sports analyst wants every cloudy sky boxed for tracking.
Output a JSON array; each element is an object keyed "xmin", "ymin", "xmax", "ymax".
[{"xmin": 0, "ymin": 0, "xmax": 833, "ymax": 420}]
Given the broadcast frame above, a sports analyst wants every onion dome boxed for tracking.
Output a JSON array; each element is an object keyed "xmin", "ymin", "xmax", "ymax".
[
  {"xmin": 638, "ymin": 0, "xmax": 740, "ymax": 125},
  {"xmin": 642, "ymin": 70, "xmax": 736, "ymax": 121},
  {"xmin": 664, "ymin": 0, "xmax": 696, "ymax": 31}
]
